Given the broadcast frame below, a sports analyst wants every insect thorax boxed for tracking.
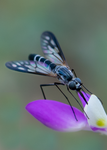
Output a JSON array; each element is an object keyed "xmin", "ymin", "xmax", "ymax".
[{"xmin": 55, "ymin": 66, "xmax": 74, "ymax": 83}]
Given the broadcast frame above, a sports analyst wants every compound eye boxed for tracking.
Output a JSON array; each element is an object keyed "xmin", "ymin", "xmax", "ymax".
[
  {"xmin": 69, "ymin": 81, "xmax": 76, "ymax": 90},
  {"xmin": 75, "ymin": 78, "xmax": 82, "ymax": 85}
]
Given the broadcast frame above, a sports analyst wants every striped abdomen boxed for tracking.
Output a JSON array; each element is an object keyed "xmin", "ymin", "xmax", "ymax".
[{"xmin": 29, "ymin": 54, "xmax": 56, "ymax": 71}]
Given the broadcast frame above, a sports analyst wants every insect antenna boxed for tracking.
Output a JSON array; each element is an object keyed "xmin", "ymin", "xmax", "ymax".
[
  {"xmin": 82, "ymin": 85, "xmax": 103, "ymax": 105},
  {"xmin": 67, "ymin": 87, "xmax": 89, "ymax": 119},
  {"xmin": 81, "ymin": 87, "xmax": 90, "ymax": 99},
  {"xmin": 82, "ymin": 84, "xmax": 92, "ymax": 94}
]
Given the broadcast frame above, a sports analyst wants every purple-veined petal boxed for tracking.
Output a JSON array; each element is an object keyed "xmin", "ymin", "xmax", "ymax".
[
  {"xmin": 90, "ymin": 126, "xmax": 106, "ymax": 132},
  {"xmin": 26, "ymin": 100, "xmax": 88, "ymax": 132},
  {"xmin": 78, "ymin": 92, "xmax": 90, "ymax": 107}
]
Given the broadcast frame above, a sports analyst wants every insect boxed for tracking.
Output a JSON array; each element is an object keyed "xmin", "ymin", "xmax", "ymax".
[{"xmin": 5, "ymin": 31, "xmax": 91, "ymax": 120}]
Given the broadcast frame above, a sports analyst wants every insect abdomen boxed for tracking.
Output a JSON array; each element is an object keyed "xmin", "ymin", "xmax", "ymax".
[
  {"xmin": 29, "ymin": 54, "xmax": 56, "ymax": 71},
  {"xmin": 29, "ymin": 54, "xmax": 41, "ymax": 61}
]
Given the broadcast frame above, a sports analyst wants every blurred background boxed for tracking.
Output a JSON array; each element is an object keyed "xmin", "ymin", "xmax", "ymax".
[{"xmin": 0, "ymin": 0, "xmax": 107, "ymax": 149}]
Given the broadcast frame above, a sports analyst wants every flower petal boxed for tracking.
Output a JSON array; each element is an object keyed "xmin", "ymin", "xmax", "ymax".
[
  {"xmin": 84, "ymin": 94, "xmax": 107, "ymax": 129},
  {"xmin": 78, "ymin": 92, "xmax": 90, "ymax": 107},
  {"xmin": 26, "ymin": 100, "xmax": 88, "ymax": 131}
]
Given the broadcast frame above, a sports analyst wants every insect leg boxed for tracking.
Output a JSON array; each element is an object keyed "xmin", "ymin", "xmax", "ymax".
[
  {"xmin": 71, "ymin": 69, "xmax": 77, "ymax": 77},
  {"xmin": 67, "ymin": 87, "xmax": 84, "ymax": 109},
  {"xmin": 67, "ymin": 87, "xmax": 89, "ymax": 119},
  {"xmin": 54, "ymin": 83, "xmax": 78, "ymax": 121},
  {"xmin": 40, "ymin": 83, "xmax": 64, "ymax": 99},
  {"xmin": 40, "ymin": 83, "xmax": 78, "ymax": 121},
  {"xmin": 40, "ymin": 84, "xmax": 47, "ymax": 99}
]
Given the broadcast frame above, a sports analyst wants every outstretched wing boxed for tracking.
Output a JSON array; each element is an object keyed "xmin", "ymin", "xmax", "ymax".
[
  {"xmin": 5, "ymin": 60, "xmax": 57, "ymax": 77},
  {"xmin": 41, "ymin": 31, "xmax": 70, "ymax": 68}
]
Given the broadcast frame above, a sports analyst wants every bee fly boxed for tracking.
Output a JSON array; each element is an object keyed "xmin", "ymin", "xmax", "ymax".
[{"xmin": 5, "ymin": 31, "xmax": 91, "ymax": 120}]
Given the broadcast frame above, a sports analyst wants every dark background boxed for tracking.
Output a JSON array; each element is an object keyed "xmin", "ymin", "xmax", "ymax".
[{"xmin": 0, "ymin": 0, "xmax": 107, "ymax": 149}]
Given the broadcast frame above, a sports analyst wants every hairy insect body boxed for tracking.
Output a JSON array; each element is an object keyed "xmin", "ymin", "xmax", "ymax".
[
  {"xmin": 31, "ymin": 54, "xmax": 75, "ymax": 86},
  {"xmin": 5, "ymin": 31, "xmax": 87, "ymax": 121},
  {"xmin": 55, "ymin": 66, "xmax": 74, "ymax": 84}
]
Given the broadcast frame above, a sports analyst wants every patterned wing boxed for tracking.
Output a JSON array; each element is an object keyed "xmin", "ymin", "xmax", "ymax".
[
  {"xmin": 41, "ymin": 31, "xmax": 70, "ymax": 68},
  {"xmin": 5, "ymin": 60, "xmax": 57, "ymax": 77}
]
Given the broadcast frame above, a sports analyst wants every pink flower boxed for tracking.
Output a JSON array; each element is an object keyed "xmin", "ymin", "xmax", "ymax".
[{"xmin": 26, "ymin": 92, "xmax": 107, "ymax": 134}]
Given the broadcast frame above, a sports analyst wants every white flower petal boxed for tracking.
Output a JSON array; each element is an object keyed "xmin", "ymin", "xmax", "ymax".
[{"xmin": 84, "ymin": 94, "xmax": 107, "ymax": 128}]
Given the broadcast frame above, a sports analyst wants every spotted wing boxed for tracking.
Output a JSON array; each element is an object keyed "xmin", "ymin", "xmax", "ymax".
[
  {"xmin": 5, "ymin": 60, "xmax": 57, "ymax": 77},
  {"xmin": 41, "ymin": 31, "xmax": 70, "ymax": 68}
]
